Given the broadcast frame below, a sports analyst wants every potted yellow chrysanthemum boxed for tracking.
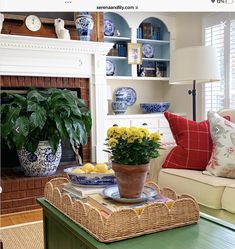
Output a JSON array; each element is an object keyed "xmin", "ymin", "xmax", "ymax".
[{"xmin": 105, "ymin": 126, "xmax": 162, "ymax": 198}]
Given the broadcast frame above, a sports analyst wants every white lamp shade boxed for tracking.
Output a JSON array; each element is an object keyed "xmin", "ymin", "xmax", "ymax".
[{"xmin": 170, "ymin": 46, "xmax": 220, "ymax": 84}]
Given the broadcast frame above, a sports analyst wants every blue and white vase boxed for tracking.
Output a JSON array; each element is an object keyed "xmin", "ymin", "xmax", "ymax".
[
  {"xmin": 112, "ymin": 101, "xmax": 128, "ymax": 115},
  {"xmin": 115, "ymin": 90, "xmax": 126, "ymax": 102},
  {"xmin": 75, "ymin": 12, "xmax": 94, "ymax": 41},
  {"xmin": 17, "ymin": 141, "xmax": 62, "ymax": 176}
]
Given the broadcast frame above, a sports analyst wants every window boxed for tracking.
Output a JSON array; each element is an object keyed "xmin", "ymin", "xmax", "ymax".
[{"xmin": 203, "ymin": 13, "xmax": 235, "ymax": 117}]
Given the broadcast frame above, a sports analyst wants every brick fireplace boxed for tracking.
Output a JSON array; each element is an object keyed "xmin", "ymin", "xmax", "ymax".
[{"xmin": 0, "ymin": 34, "xmax": 112, "ymax": 214}]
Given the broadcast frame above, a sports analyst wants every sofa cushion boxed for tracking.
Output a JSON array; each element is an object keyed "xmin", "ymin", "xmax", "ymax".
[
  {"xmin": 158, "ymin": 168, "xmax": 235, "ymax": 209},
  {"xmin": 162, "ymin": 112, "xmax": 213, "ymax": 170},
  {"xmin": 222, "ymin": 184, "xmax": 235, "ymax": 214},
  {"xmin": 205, "ymin": 111, "xmax": 235, "ymax": 179}
]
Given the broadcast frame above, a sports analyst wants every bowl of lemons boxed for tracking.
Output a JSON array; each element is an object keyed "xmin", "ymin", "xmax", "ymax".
[{"xmin": 64, "ymin": 163, "xmax": 116, "ymax": 187}]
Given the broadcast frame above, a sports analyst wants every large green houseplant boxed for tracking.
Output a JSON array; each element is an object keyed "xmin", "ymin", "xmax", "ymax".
[{"xmin": 1, "ymin": 88, "xmax": 92, "ymax": 176}]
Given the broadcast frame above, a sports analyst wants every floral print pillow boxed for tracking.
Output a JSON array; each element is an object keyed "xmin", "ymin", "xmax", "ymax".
[{"xmin": 205, "ymin": 111, "xmax": 235, "ymax": 178}]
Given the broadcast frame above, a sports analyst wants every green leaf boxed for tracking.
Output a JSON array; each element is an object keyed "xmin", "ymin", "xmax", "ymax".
[
  {"xmin": 27, "ymin": 89, "xmax": 46, "ymax": 102},
  {"xmin": 72, "ymin": 118, "xmax": 87, "ymax": 145},
  {"xmin": 1, "ymin": 107, "xmax": 21, "ymax": 137},
  {"xmin": 14, "ymin": 116, "xmax": 30, "ymax": 137},
  {"xmin": 29, "ymin": 107, "xmax": 47, "ymax": 129},
  {"xmin": 48, "ymin": 133, "xmax": 60, "ymax": 154},
  {"xmin": 54, "ymin": 114, "xmax": 67, "ymax": 139}
]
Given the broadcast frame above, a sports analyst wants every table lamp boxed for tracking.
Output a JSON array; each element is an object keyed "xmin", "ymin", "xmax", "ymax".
[{"xmin": 170, "ymin": 46, "xmax": 220, "ymax": 121}]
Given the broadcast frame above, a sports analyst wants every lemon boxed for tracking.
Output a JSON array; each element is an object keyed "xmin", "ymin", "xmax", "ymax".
[
  {"xmin": 106, "ymin": 169, "xmax": 114, "ymax": 174},
  {"xmin": 82, "ymin": 163, "xmax": 95, "ymax": 173},
  {"xmin": 95, "ymin": 163, "xmax": 108, "ymax": 173},
  {"xmin": 72, "ymin": 168, "xmax": 85, "ymax": 174}
]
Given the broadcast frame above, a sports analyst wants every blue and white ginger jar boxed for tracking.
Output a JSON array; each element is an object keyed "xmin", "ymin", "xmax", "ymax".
[
  {"xmin": 111, "ymin": 101, "xmax": 128, "ymax": 115},
  {"xmin": 75, "ymin": 12, "xmax": 94, "ymax": 41}
]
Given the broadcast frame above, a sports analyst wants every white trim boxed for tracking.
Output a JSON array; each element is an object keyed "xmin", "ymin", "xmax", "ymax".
[{"xmin": 0, "ymin": 34, "xmax": 113, "ymax": 163}]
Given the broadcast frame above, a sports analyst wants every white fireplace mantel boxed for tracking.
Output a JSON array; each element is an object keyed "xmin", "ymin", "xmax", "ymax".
[{"xmin": 0, "ymin": 34, "xmax": 113, "ymax": 162}]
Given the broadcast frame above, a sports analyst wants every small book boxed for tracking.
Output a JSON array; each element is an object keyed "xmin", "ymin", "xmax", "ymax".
[
  {"xmin": 86, "ymin": 194, "xmax": 174, "ymax": 216},
  {"xmin": 62, "ymin": 183, "xmax": 104, "ymax": 199}
]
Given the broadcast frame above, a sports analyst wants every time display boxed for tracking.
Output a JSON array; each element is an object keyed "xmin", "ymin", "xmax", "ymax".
[{"xmin": 25, "ymin": 15, "xmax": 42, "ymax": 32}]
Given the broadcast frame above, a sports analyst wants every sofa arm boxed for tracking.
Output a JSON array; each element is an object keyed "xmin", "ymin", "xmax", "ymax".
[{"xmin": 149, "ymin": 144, "xmax": 175, "ymax": 182}]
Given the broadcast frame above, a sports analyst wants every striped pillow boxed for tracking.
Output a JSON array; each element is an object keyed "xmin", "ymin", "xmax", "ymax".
[{"xmin": 162, "ymin": 112, "xmax": 213, "ymax": 170}]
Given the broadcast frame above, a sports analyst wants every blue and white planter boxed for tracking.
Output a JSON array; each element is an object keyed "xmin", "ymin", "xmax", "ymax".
[
  {"xmin": 75, "ymin": 12, "xmax": 94, "ymax": 41},
  {"xmin": 17, "ymin": 141, "xmax": 62, "ymax": 177}
]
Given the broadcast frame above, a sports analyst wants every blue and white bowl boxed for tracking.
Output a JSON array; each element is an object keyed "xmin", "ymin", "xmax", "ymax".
[
  {"xmin": 140, "ymin": 102, "xmax": 170, "ymax": 113},
  {"xmin": 64, "ymin": 166, "xmax": 116, "ymax": 186}
]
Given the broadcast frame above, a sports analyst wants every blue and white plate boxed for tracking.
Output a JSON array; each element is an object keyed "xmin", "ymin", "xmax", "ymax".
[
  {"xmin": 104, "ymin": 19, "xmax": 115, "ymax": 36},
  {"xmin": 115, "ymin": 87, "xmax": 137, "ymax": 106},
  {"xmin": 142, "ymin": 44, "xmax": 154, "ymax": 58},
  {"xmin": 106, "ymin": 60, "xmax": 115, "ymax": 76},
  {"xmin": 103, "ymin": 185, "xmax": 157, "ymax": 203}
]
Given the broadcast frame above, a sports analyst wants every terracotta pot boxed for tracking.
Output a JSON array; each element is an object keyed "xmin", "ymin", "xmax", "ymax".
[{"xmin": 112, "ymin": 162, "xmax": 149, "ymax": 198}]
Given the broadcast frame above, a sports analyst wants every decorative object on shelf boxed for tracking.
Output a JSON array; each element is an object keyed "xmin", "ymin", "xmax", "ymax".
[
  {"xmin": 1, "ymin": 88, "xmax": 92, "ymax": 176},
  {"xmin": 141, "ymin": 23, "xmax": 152, "ymax": 39},
  {"xmin": 127, "ymin": 43, "xmax": 142, "ymax": 64},
  {"xmin": 117, "ymin": 43, "xmax": 127, "ymax": 57},
  {"xmin": 140, "ymin": 102, "xmax": 170, "ymax": 113},
  {"xmin": 137, "ymin": 64, "xmax": 145, "ymax": 77},
  {"xmin": 75, "ymin": 12, "xmax": 94, "ymax": 41},
  {"xmin": 64, "ymin": 165, "xmax": 116, "ymax": 187},
  {"xmin": 105, "ymin": 126, "xmax": 162, "ymax": 198},
  {"xmin": 142, "ymin": 43, "xmax": 154, "ymax": 58},
  {"xmin": 103, "ymin": 185, "xmax": 157, "ymax": 203},
  {"xmin": 170, "ymin": 46, "xmax": 220, "ymax": 121},
  {"xmin": 156, "ymin": 66, "xmax": 162, "ymax": 77},
  {"xmin": 116, "ymin": 29, "xmax": 120, "ymax": 37},
  {"xmin": 115, "ymin": 87, "xmax": 137, "ymax": 106},
  {"xmin": 111, "ymin": 100, "xmax": 128, "ymax": 115},
  {"xmin": 104, "ymin": 19, "xmax": 115, "ymax": 36},
  {"xmin": 25, "ymin": 15, "xmax": 42, "ymax": 32},
  {"xmin": 18, "ymin": 141, "xmax": 62, "ymax": 176},
  {"xmin": 142, "ymin": 61, "xmax": 156, "ymax": 77},
  {"xmin": 54, "ymin": 18, "xmax": 70, "ymax": 40},
  {"xmin": 106, "ymin": 60, "xmax": 115, "ymax": 76},
  {"xmin": 0, "ymin": 13, "xmax": 4, "ymax": 33},
  {"xmin": 152, "ymin": 26, "xmax": 161, "ymax": 40}
]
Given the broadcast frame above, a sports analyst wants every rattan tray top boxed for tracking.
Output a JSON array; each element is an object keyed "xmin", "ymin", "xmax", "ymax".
[{"xmin": 44, "ymin": 178, "xmax": 200, "ymax": 242}]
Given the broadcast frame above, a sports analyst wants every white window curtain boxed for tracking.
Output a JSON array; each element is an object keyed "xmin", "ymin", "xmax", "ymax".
[{"xmin": 203, "ymin": 13, "xmax": 235, "ymax": 118}]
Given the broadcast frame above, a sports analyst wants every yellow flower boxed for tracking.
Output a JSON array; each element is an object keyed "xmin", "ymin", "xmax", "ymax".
[
  {"xmin": 139, "ymin": 128, "xmax": 150, "ymax": 138},
  {"xmin": 108, "ymin": 138, "xmax": 118, "ymax": 147},
  {"xmin": 150, "ymin": 132, "xmax": 161, "ymax": 142},
  {"xmin": 127, "ymin": 137, "xmax": 135, "ymax": 143}
]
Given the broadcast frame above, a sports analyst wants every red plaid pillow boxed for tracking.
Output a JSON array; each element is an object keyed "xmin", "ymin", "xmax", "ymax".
[{"xmin": 162, "ymin": 112, "xmax": 212, "ymax": 170}]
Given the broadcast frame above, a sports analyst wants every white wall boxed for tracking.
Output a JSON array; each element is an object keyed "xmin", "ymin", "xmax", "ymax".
[{"xmin": 163, "ymin": 12, "xmax": 206, "ymax": 120}]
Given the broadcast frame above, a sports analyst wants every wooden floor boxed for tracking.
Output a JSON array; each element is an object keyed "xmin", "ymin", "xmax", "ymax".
[{"xmin": 0, "ymin": 209, "xmax": 43, "ymax": 227}]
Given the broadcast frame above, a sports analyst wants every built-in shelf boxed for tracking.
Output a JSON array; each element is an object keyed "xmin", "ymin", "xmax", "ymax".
[
  {"xmin": 137, "ymin": 39, "xmax": 170, "ymax": 45},
  {"xmin": 107, "ymin": 76, "xmax": 169, "ymax": 81},
  {"xmin": 106, "ymin": 56, "xmax": 127, "ymax": 60},
  {"xmin": 142, "ymin": 58, "xmax": 170, "ymax": 62},
  {"xmin": 104, "ymin": 36, "xmax": 131, "ymax": 42}
]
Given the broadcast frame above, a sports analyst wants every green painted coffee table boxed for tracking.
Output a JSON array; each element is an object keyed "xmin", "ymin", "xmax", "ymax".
[{"xmin": 37, "ymin": 198, "xmax": 235, "ymax": 249}]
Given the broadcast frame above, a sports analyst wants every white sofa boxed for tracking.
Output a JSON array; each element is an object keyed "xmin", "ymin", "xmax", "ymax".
[{"xmin": 149, "ymin": 109, "xmax": 235, "ymax": 214}]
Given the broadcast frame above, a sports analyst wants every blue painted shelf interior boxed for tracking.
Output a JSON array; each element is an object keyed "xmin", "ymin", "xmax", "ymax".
[
  {"xmin": 104, "ymin": 12, "xmax": 131, "ymax": 77},
  {"xmin": 137, "ymin": 17, "xmax": 170, "ymax": 78}
]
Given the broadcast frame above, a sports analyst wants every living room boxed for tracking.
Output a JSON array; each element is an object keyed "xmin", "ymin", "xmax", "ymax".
[{"xmin": 0, "ymin": 5, "xmax": 235, "ymax": 249}]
